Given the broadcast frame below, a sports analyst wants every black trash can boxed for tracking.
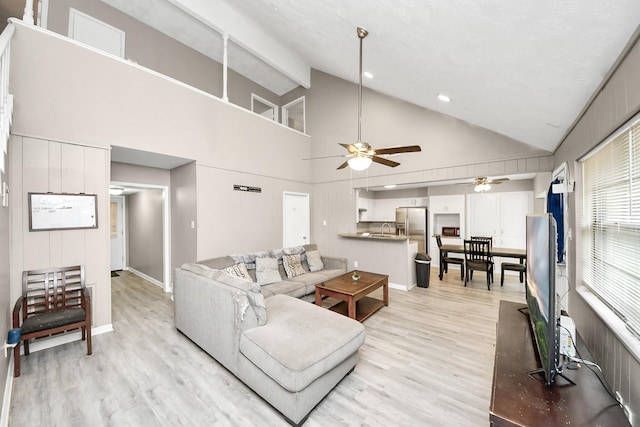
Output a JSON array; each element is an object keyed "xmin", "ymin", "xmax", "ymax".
[{"xmin": 415, "ymin": 252, "xmax": 432, "ymax": 288}]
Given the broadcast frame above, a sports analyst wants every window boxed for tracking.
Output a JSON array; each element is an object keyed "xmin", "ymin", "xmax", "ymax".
[
  {"xmin": 581, "ymin": 115, "xmax": 640, "ymax": 338},
  {"xmin": 282, "ymin": 96, "xmax": 306, "ymax": 133},
  {"xmin": 251, "ymin": 94, "xmax": 278, "ymax": 122}
]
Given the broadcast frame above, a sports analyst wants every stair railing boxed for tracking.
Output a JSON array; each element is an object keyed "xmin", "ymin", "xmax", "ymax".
[{"xmin": 0, "ymin": 23, "xmax": 15, "ymax": 173}]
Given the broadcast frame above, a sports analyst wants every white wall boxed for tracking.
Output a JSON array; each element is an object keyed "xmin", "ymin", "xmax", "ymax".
[
  {"xmin": 7, "ymin": 21, "xmax": 312, "ymax": 332},
  {"xmin": 9, "ymin": 136, "xmax": 111, "ymax": 329},
  {"xmin": 170, "ymin": 162, "xmax": 197, "ymax": 270},
  {"xmin": 196, "ymin": 164, "xmax": 311, "ymax": 258}
]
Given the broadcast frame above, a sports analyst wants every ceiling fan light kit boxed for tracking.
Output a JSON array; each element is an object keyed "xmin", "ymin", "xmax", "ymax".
[
  {"xmin": 470, "ymin": 176, "xmax": 509, "ymax": 192},
  {"xmin": 348, "ymin": 155, "xmax": 373, "ymax": 171},
  {"xmin": 474, "ymin": 183, "xmax": 491, "ymax": 192}
]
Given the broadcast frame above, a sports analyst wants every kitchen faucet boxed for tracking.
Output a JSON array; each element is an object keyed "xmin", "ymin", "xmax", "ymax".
[{"xmin": 381, "ymin": 223, "xmax": 391, "ymax": 235}]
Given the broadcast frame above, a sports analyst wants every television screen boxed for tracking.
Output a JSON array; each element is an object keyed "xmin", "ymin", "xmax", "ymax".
[{"xmin": 526, "ymin": 214, "xmax": 560, "ymax": 386}]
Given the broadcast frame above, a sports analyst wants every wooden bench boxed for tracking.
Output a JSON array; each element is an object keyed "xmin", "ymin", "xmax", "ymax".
[{"xmin": 12, "ymin": 265, "xmax": 92, "ymax": 377}]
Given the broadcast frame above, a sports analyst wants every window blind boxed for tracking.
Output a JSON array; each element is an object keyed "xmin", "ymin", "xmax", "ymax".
[{"xmin": 582, "ymin": 116, "xmax": 640, "ymax": 338}]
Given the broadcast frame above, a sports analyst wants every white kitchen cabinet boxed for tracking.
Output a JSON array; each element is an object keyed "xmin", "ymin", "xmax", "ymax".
[
  {"xmin": 467, "ymin": 191, "xmax": 532, "ymax": 247},
  {"xmin": 429, "ymin": 195, "xmax": 465, "ymax": 263},
  {"xmin": 372, "ymin": 198, "xmax": 398, "ymax": 221},
  {"xmin": 430, "ymin": 194, "xmax": 464, "ymax": 213},
  {"xmin": 467, "ymin": 191, "xmax": 533, "ymax": 273},
  {"xmin": 356, "ymin": 190, "xmax": 372, "ymax": 221},
  {"xmin": 467, "ymin": 193, "xmax": 499, "ymax": 237}
]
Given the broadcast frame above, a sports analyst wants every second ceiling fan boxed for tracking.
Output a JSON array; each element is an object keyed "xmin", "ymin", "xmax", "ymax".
[{"xmin": 318, "ymin": 27, "xmax": 422, "ymax": 171}]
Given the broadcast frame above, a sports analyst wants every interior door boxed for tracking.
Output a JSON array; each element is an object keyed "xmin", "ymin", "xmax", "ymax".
[
  {"xmin": 110, "ymin": 196, "xmax": 124, "ymax": 271},
  {"xmin": 283, "ymin": 192, "xmax": 310, "ymax": 247},
  {"xmin": 68, "ymin": 8, "xmax": 125, "ymax": 58}
]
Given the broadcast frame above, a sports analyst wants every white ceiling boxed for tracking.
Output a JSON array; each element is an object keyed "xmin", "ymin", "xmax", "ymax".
[{"xmin": 102, "ymin": 0, "xmax": 640, "ymax": 153}]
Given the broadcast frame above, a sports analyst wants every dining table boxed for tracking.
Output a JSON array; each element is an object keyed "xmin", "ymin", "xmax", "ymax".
[{"xmin": 439, "ymin": 244, "xmax": 526, "ymax": 262}]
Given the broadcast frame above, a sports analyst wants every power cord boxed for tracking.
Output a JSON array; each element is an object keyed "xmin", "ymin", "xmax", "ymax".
[{"xmin": 559, "ymin": 323, "xmax": 620, "ymax": 405}]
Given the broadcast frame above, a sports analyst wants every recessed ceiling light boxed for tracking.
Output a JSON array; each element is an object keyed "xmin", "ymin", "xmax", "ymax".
[
  {"xmin": 384, "ymin": 184, "xmax": 397, "ymax": 189},
  {"xmin": 363, "ymin": 71, "xmax": 373, "ymax": 79},
  {"xmin": 438, "ymin": 94, "xmax": 451, "ymax": 103}
]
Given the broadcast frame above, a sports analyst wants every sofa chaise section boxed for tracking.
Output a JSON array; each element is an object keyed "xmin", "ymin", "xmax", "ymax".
[{"xmin": 173, "ymin": 246, "xmax": 364, "ymax": 425}]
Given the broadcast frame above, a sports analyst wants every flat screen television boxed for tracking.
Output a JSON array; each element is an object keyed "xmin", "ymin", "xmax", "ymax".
[{"xmin": 525, "ymin": 214, "xmax": 560, "ymax": 386}]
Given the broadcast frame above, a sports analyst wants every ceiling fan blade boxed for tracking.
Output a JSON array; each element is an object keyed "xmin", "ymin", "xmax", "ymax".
[
  {"xmin": 337, "ymin": 160, "xmax": 350, "ymax": 170},
  {"xmin": 372, "ymin": 156, "xmax": 400, "ymax": 168},
  {"xmin": 302, "ymin": 154, "xmax": 349, "ymax": 160},
  {"xmin": 490, "ymin": 178, "xmax": 510, "ymax": 184},
  {"xmin": 374, "ymin": 145, "xmax": 422, "ymax": 155},
  {"xmin": 339, "ymin": 143, "xmax": 359, "ymax": 154}
]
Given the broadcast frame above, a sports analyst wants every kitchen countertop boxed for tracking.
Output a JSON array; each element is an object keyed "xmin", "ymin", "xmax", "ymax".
[{"xmin": 338, "ymin": 233, "xmax": 408, "ymax": 241}]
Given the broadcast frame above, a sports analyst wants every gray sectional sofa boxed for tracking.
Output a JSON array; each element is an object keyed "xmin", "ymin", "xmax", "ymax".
[
  {"xmin": 191, "ymin": 244, "xmax": 348, "ymax": 302},
  {"xmin": 173, "ymin": 244, "xmax": 366, "ymax": 425}
]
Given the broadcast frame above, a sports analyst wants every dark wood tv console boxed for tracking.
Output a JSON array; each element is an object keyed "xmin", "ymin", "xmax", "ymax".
[{"xmin": 490, "ymin": 300, "xmax": 631, "ymax": 427}]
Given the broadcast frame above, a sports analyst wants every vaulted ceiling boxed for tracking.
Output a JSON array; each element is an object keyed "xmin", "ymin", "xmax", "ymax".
[
  {"xmin": 6, "ymin": 1, "xmax": 640, "ymax": 153},
  {"xmin": 101, "ymin": 0, "xmax": 640, "ymax": 153}
]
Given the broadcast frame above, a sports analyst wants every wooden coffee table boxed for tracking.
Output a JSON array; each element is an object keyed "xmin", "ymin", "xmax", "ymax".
[{"xmin": 315, "ymin": 271, "xmax": 389, "ymax": 322}]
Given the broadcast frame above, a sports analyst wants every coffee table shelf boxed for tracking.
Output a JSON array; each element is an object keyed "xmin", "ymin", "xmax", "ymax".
[
  {"xmin": 315, "ymin": 271, "xmax": 389, "ymax": 322},
  {"xmin": 328, "ymin": 296, "xmax": 384, "ymax": 322}
]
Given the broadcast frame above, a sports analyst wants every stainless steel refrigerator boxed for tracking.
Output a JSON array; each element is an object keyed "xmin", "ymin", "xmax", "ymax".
[{"xmin": 396, "ymin": 207, "xmax": 428, "ymax": 253}]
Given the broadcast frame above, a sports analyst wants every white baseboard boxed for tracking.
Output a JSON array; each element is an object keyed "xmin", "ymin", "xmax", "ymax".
[
  {"xmin": 389, "ymin": 281, "xmax": 416, "ymax": 291},
  {"xmin": 126, "ymin": 267, "xmax": 164, "ymax": 289}
]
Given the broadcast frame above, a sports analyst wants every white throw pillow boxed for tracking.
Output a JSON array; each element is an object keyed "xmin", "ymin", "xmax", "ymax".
[
  {"xmin": 255, "ymin": 257, "xmax": 282, "ymax": 286},
  {"xmin": 306, "ymin": 250, "xmax": 324, "ymax": 272}
]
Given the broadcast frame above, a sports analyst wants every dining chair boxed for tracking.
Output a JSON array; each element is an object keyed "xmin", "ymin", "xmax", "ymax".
[
  {"xmin": 501, "ymin": 261, "xmax": 526, "ymax": 286},
  {"xmin": 435, "ymin": 234, "xmax": 464, "ymax": 280},
  {"xmin": 471, "ymin": 236, "xmax": 494, "ymax": 283},
  {"xmin": 464, "ymin": 239, "xmax": 493, "ymax": 290}
]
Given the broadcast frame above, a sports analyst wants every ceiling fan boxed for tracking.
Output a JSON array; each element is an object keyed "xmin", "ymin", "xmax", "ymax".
[
  {"xmin": 306, "ymin": 27, "xmax": 421, "ymax": 171},
  {"xmin": 467, "ymin": 176, "xmax": 510, "ymax": 192}
]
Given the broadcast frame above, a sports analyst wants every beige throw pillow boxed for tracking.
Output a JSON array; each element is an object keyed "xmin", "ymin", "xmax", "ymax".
[
  {"xmin": 282, "ymin": 254, "xmax": 306, "ymax": 278},
  {"xmin": 223, "ymin": 262, "xmax": 253, "ymax": 282}
]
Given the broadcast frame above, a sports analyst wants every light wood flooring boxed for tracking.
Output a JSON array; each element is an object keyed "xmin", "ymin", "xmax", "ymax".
[{"xmin": 10, "ymin": 268, "xmax": 526, "ymax": 426}]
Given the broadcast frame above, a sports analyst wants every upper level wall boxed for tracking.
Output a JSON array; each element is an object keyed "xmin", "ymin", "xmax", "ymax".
[
  {"xmin": 45, "ymin": 0, "xmax": 283, "ymax": 112},
  {"xmin": 9, "ymin": 21, "xmax": 311, "ymax": 184}
]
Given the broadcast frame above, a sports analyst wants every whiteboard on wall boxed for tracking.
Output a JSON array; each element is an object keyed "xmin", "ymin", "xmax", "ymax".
[{"xmin": 29, "ymin": 193, "xmax": 98, "ymax": 231}]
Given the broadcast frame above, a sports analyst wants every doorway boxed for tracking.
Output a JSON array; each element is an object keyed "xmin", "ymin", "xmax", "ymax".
[
  {"xmin": 68, "ymin": 8, "xmax": 126, "ymax": 57},
  {"xmin": 283, "ymin": 192, "xmax": 310, "ymax": 247},
  {"xmin": 110, "ymin": 181, "xmax": 171, "ymax": 292}
]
